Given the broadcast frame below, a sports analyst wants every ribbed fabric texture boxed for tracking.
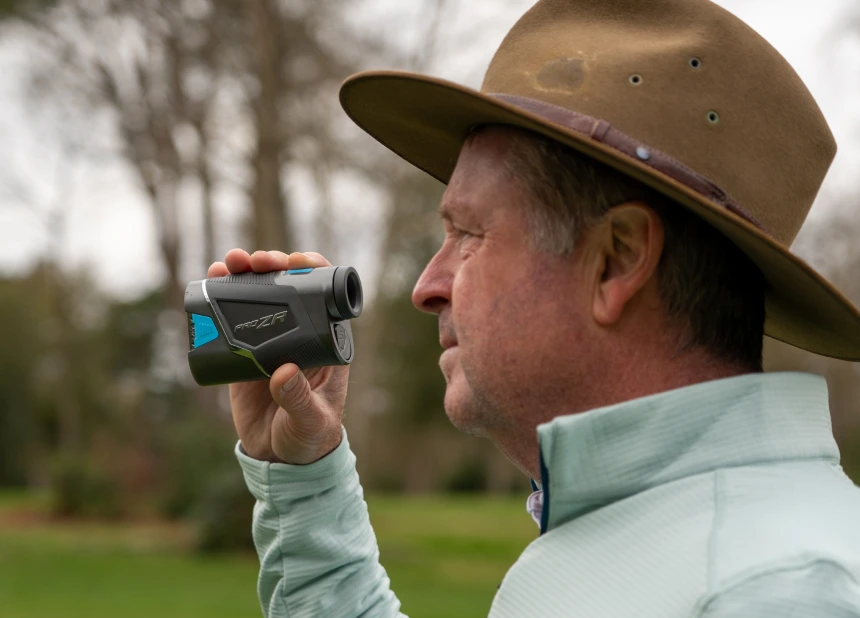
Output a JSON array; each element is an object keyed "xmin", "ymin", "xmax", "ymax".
[
  {"xmin": 237, "ymin": 373, "xmax": 860, "ymax": 617},
  {"xmin": 236, "ymin": 431, "xmax": 403, "ymax": 618},
  {"xmin": 698, "ymin": 560, "xmax": 860, "ymax": 616}
]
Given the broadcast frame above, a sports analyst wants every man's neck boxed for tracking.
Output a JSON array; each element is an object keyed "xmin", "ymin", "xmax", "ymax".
[{"xmin": 490, "ymin": 353, "xmax": 754, "ymax": 480}]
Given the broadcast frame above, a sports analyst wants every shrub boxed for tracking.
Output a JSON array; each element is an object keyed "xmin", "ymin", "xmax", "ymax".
[
  {"xmin": 51, "ymin": 454, "xmax": 123, "ymax": 519},
  {"xmin": 193, "ymin": 467, "xmax": 255, "ymax": 553},
  {"xmin": 444, "ymin": 457, "xmax": 488, "ymax": 493}
]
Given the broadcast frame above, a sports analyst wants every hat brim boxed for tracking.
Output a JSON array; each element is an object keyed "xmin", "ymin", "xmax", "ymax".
[{"xmin": 340, "ymin": 70, "xmax": 860, "ymax": 361}]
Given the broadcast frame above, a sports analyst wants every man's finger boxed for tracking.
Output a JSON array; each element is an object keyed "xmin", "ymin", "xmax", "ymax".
[
  {"xmin": 288, "ymin": 251, "xmax": 332, "ymax": 269},
  {"xmin": 268, "ymin": 250, "xmax": 291, "ymax": 267},
  {"xmin": 225, "ymin": 249, "xmax": 252, "ymax": 274},
  {"xmin": 301, "ymin": 252, "xmax": 333, "ymax": 267},
  {"xmin": 250, "ymin": 250, "xmax": 291, "ymax": 273},
  {"xmin": 207, "ymin": 261, "xmax": 229, "ymax": 278}
]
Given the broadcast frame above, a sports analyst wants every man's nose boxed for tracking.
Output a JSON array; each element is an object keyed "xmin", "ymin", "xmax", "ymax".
[{"xmin": 412, "ymin": 253, "xmax": 451, "ymax": 315}]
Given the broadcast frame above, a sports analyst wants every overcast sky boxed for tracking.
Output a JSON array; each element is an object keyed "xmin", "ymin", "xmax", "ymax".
[{"xmin": 0, "ymin": 0, "xmax": 858, "ymax": 300}]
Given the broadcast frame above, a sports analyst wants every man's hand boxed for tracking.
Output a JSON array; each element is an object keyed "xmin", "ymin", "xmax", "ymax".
[{"xmin": 208, "ymin": 249, "xmax": 349, "ymax": 465}]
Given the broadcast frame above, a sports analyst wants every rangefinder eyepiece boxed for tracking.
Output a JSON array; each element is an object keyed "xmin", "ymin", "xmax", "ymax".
[{"xmin": 184, "ymin": 266, "xmax": 363, "ymax": 386}]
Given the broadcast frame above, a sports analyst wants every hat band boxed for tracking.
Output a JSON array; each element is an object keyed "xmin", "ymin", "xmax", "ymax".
[{"xmin": 489, "ymin": 94, "xmax": 768, "ymax": 235}]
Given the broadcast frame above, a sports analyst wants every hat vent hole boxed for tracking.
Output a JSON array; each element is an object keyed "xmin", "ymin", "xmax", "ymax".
[
  {"xmin": 629, "ymin": 74, "xmax": 642, "ymax": 86},
  {"xmin": 707, "ymin": 111, "xmax": 720, "ymax": 124},
  {"xmin": 689, "ymin": 57, "xmax": 702, "ymax": 69}
]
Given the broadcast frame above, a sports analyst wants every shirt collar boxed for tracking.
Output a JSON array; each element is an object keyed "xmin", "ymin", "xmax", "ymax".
[{"xmin": 536, "ymin": 372, "xmax": 839, "ymax": 532}]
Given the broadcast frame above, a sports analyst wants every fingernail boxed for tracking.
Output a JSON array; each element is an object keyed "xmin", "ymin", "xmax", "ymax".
[{"xmin": 281, "ymin": 373, "xmax": 299, "ymax": 393}]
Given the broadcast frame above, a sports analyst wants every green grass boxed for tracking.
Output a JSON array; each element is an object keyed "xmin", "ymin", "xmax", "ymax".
[
  {"xmin": 0, "ymin": 548, "xmax": 260, "ymax": 618},
  {"xmin": 0, "ymin": 493, "xmax": 537, "ymax": 618}
]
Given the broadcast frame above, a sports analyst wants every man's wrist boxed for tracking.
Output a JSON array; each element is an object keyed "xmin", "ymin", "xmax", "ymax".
[
  {"xmin": 273, "ymin": 431, "xmax": 344, "ymax": 466},
  {"xmin": 239, "ymin": 425, "xmax": 344, "ymax": 466},
  {"xmin": 235, "ymin": 428, "xmax": 353, "ymax": 501}
]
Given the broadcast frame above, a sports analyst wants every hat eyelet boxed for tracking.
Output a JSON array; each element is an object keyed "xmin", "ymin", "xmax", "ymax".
[
  {"xmin": 689, "ymin": 57, "xmax": 702, "ymax": 70},
  {"xmin": 628, "ymin": 74, "xmax": 643, "ymax": 86},
  {"xmin": 707, "ymin": 110, "xmax": 720, "ymax": 124}
]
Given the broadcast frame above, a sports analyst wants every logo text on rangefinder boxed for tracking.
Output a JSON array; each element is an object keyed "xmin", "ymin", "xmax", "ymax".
[{"xmin": 234, "ymin": 311, "xmax": 289, "ymax": 332}]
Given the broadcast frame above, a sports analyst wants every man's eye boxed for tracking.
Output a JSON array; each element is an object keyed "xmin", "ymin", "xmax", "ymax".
[
  {"xmin": 455, "ymin": 229, "xmax": 479, "ymax": 247},
  {"xmin": 443, "ymin": 223, "xmax": 480, "ymax": 247}
]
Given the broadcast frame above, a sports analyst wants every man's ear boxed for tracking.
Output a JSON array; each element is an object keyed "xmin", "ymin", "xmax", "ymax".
[{"xmin": 588, "ymin": 202, "xmax": 664, "ymax": 326}]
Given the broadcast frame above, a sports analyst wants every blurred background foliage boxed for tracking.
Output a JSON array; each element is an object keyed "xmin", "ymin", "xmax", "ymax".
[{"xmin": 0, "ymin": 0, "xmax": 858, "ymax": 616}]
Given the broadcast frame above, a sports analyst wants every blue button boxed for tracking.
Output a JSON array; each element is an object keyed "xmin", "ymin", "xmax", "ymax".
[
  {"xmin": 191, "ymin": 314, "xmax": 219, "ymax": 348},
  {"xmin": 285, "ymin": 268, "xmax": 313, "ymax": 275}
]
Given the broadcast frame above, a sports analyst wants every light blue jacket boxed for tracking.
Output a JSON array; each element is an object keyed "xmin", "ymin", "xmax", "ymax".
[{"xmin": 236, "ymin": 373, "xmax": 860, "ymax": 616}]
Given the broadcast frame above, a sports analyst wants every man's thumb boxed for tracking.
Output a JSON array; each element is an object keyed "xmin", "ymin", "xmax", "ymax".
[{"xmin": 271, "ymin": 364, "xmax": 313, "ymax": 413}]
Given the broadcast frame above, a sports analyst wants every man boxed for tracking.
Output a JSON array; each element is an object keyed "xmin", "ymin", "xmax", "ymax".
[{"xmin": 208, "ymin": 0, "xmax": 860, "ymax": 616}]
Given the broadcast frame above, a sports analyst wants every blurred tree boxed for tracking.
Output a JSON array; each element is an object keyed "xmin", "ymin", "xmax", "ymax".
[
  {"xmin": 0, "ymin": 274, "xmax": 50, "ymax": 486},
  {"xmin": 0, "ymin": 268, "xmax": 127, "ymax": 490},
  {"xmin": 0, "ymin": 0, "xmax": 525, "ymax": 519},
  {"xmin": 764, "ymin": 199, "xmax": 860, "ymax": 481},
  {"xmin": 7, "ymin": 0, "xmax": 390, "ymax": 304}
]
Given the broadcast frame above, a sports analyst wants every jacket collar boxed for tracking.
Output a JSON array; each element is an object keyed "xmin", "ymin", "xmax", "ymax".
[{"xmin": 536, "ymin": 372, "xmax": 839, "ymax": 533}]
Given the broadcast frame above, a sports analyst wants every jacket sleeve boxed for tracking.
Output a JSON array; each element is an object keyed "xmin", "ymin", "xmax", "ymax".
[
  {"xmin": 698, "ymin": 560, "xmax": 860, "ymax": 617},
  {"xmin": 235, "ymin": 430, "xmax": 406, "ymax": 618}
]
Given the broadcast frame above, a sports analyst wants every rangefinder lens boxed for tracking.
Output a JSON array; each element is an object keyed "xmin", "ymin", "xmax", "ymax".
[{"xmin": 332, "ymin": 267, "xmax": 363, "ymax": 320}]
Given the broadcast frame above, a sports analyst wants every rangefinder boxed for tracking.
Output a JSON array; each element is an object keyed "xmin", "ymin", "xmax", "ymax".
[{"xmin": 184, "ymin": 266, "xmax": 362, "ymax": 386}]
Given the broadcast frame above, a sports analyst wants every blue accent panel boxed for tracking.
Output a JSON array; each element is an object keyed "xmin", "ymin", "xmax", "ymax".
[
  {"xmin": 191, "ymin": 314, "xmax": 219, "ymax": 348},
  {"xmin": 285, "ymin": 268, "xmax": 314, "ymax": 275}
]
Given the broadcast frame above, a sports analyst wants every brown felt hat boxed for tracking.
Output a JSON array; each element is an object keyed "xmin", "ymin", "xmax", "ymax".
[{"xmin": 339, "ymin": 0, "xmax": 860, "ymax": 360}]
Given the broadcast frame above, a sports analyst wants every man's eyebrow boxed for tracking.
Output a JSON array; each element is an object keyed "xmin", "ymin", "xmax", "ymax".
[{"xmin": 438, "ymin": 199, "xmax": 468, "ymax": 221}]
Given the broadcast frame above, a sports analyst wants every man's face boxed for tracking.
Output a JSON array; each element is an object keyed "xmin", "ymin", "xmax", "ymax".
[{"xmin": 412, "ymin": 128, "xmax": 595, "ymax": 438}]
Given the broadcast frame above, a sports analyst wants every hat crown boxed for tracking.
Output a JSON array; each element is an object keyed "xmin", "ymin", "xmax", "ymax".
[{"xmin": 481, "ymin": 0, "xmax": 836, "ymax": 245}]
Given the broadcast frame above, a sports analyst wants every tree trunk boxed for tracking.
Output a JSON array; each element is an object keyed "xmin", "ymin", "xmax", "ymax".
[
  {"xmin": 198, "ymin": 140, "xmax": 217, "ymax": 269},
  {"xmin": 246, "ymin": 0, "xmax": 291, "ymax": 251}
]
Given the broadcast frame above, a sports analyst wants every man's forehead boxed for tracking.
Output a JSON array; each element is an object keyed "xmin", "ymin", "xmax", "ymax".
[
  {"xmin": 439, "ymin": 135, "xmax": 526, "ymax": 225},
  {"xmin": 441, "ymin": 127, "xmax": 521, "ymax": 216}
]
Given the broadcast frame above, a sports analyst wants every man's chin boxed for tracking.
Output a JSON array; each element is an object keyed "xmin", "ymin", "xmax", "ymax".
[{"xmin": 443, "ymin": 380, "xmax": 488, "ymax": 438}]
